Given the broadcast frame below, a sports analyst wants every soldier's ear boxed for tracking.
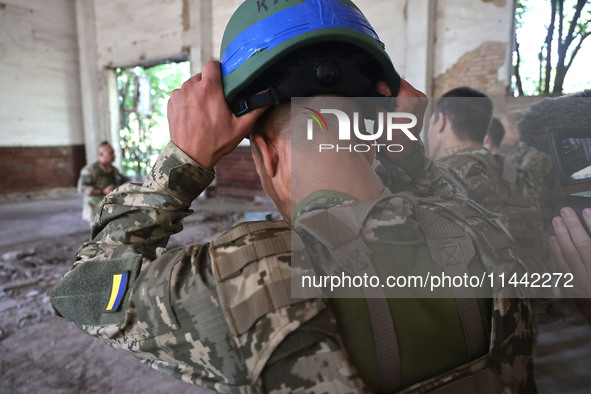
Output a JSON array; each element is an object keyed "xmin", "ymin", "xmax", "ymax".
[
  {"xmin": 433, "ymin": 112, "xmax": 447, "ymax": 134},
  {"xmin": 251, "ymin": 133, "xmax": 279, "ymax": 177}
]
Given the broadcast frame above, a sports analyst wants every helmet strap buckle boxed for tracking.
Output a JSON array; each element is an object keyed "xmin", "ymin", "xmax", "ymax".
[{"xmin": 234, "ymin": 87, "xmax": 284, "ymax": 116}]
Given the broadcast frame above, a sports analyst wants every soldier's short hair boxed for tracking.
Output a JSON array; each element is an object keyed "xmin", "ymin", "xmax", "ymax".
[
  {"xmin": 99, "ymin": 140, "xmax": 110, "ymax": 147},
  {"xmin": 434, "ymin": 87, "xmax": 493, "ymax": 143},
  {"xmin": 518, "ymin": 90, "xmax": 591, "ymax": 155},
  {"xmin": 487, "ymin": 117, "xmax": 505, "ymax": 148}
]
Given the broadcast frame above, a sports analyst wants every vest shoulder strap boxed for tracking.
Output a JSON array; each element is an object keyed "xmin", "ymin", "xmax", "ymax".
[{"xmin": 295, "ymin": 195, "xmax": 403, "ymax": 392}]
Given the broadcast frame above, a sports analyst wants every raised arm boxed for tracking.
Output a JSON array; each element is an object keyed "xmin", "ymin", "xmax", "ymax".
[
  {"xmin": 51, "ymin": 62, "xmax": 268, "ymax": 392},
  {"xmin": 374, "ymin": 80, "xmax": 453, "ymax": 197}
]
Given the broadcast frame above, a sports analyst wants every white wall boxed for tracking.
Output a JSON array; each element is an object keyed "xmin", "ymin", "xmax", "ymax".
[
  {"xmin": 356, "ymin": 0, "xmax": 408, "ymax": 76},
  {"xmin": 0, "ymin": 0, "xmax": 83, "ymax": 147},
  {"xmin": 211, "ymin": 0, "xmax": 242, "ymax": 60}
]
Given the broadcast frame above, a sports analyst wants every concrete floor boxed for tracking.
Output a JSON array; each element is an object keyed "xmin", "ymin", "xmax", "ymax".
[{"xmin": 0, "ymin": 191, "xmax": 590, "ymax": 393}]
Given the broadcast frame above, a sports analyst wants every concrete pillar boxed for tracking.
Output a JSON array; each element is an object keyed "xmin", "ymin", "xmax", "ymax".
[
  {"xmin": 185, "ymin": 0, "xmax": 213, "ymax": 74},
  {"xmin": 107, "ymin": 69, "xmax": 123, "ymax": 171},
  {"xmin": 75, "ymin": 0, "xmax": 111, "ymax": 164},
  {"xmin": 404, "ymin": 0, "xmax": 437, "ymax": 97}
]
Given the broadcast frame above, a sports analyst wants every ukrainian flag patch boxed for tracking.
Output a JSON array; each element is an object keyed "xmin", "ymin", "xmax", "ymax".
[{"xmin": 106, "ymin": 273, "xmax": 128, "ymax": 311}]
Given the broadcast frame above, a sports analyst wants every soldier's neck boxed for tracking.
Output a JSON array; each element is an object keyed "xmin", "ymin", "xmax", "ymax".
[
  {"xmin": 441, "ymin": 140, "xmax": 481, "ymax": 157},
  {"xmin": 291, "ymin": 158, "xmax": 384, "ymax": 208}
]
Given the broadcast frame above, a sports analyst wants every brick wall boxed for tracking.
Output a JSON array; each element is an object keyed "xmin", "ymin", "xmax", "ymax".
[
  {"xmin": 433, "ymin": 41, "xmax": 508, "ymax": 97},
  {"xmin": 215, "ymin": 147, "xmax": 264, "ymax": 199},
  {"xmin": 0, "ymin": 145, "xmax": 86, "ymax": 193}
]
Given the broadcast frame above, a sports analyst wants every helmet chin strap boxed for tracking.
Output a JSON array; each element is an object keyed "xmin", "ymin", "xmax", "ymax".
[
  {"xmin": 234, "ymin": 87, "xmax": 284, "ymax": 116},
  {"xmin": 232, "ymin": 55, "xmax": 387, "ymax": 116}
]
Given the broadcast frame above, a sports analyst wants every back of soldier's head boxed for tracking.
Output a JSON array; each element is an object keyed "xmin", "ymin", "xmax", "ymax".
[
  {"xmin": 220, "ymin": 0, "xmax": 400, "ymax": 134},
  {"xmin": 434, "ymin": 87, "xmax": 493, "ymax": 143},
  {"xmin": 502, "ymin": 110, "xmax": 523, "ymax": 131},
  {"xmin": 518, "ymin": 90, "xmax": 591, "ymax": 154},
  {"xmin": 487, "ymin": 117, "xmax": 505, "ymax": 149}
]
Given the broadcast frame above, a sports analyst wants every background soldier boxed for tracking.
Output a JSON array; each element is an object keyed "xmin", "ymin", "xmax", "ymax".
[
  {"xmin": 500, "ymin": 110, "xmax": 523, "ymax": 150},
  {"xmin": 51, "ymin": 1, "xmax": 534, "ymax": 392},
  {"xmin": 499, "ymin": 109, "xmax": 562, "ymax": 230},
  {"xmin": 484, "ymin": 117, "xmax": 505, "ymax": 155},
  {"xmin": 77, "ymin": 141, "xmax": 129, "ymax": 225},
  {"xmin": 427, "ymin": 87, "xmax": 549, "ymax": 278}
]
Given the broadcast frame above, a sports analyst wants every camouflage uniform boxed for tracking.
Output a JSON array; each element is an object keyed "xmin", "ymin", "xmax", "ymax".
[
  {"xmin": 77, "ymin": 161, "xmax": 129, "ymax": 224},
  {"xmin": 375, "ymin": 142, "xmax": 454, "ymax": 198},
  {"xmin": 51, "ymin": 142, "xmax": 534, "ymax": 393},
  {"xmin": 500, "ymin": 144, "xmax": 564, "ymax": 230},
  {"xmin": 435, "ymin": 146, "xmax": 550, "ymax": 270}
]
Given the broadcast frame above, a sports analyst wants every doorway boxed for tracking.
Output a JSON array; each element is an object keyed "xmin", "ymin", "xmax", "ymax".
[{"xmin": 115, "ymin": 61, "xmax": 191, "ymax": 180}]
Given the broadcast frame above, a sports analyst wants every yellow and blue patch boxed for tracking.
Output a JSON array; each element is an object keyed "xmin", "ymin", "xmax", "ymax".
[{"xmin": 106, "ymin": 273, "xmax": 128, "ymax": 311}]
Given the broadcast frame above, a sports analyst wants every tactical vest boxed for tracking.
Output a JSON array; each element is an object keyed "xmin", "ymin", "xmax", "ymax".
[
  {"xmin": 209, "ymin": 192, "xmax": 534, "ymax": 393},
  {"xmin": 439, "ymin": 152, "xmax": 549, "ymax": 276}
]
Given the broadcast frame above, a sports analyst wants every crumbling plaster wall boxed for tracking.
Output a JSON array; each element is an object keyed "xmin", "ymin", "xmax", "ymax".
[
  {"xmin": 355, "ymin": 0, "xmax": 514, "ymax": 97},
  {"xmin": 432, "ymin": 0, "xmax": 514, "ymax": 96}
]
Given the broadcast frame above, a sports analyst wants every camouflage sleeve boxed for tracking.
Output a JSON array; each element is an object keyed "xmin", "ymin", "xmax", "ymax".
[
  {"xmin": 521, "ymin": 149, "xmax": 563, "ymax": 227},
  {"xmin": 77, "ymin": 165, "xmax": 95, "ymax": 195},
  {"xmin": 51, "ymin": 143, "xmax": 262, "ymax": 392},
  {"xmin": 80, "ymin": 141, "xmax": 214, "ymax": 258},
  {"xmin": 515, "ymin": 168, "xmax": 541, "ymax": 211},
  {"xmin": 375, "ymin": 141, "xmax": 454, "ymax": 197}
]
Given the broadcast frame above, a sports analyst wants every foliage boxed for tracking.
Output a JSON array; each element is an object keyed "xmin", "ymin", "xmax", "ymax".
[
  {"xmin": 513, "ymin": 0, "xmax": 591, "ymax": 96},
  {"xmin": 117, "ymin": 62, "xmax": 190, "ymax": 179}
]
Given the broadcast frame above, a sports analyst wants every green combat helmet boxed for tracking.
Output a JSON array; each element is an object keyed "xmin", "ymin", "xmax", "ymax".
[{"xmin": 220, "ymin": 0, "xmax": 401, "ymax": 115}]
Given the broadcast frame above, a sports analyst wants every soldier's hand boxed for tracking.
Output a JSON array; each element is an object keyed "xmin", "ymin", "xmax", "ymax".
[
  {"xmin": 550, "ymin": 207, "xmax": 591, "ymax": 300},
  {"xmin": 376, "ymin": 79, "xmax": 427, "ymax": 161},
  {"xmin": 102, "ymin": 185, "xmax": 114, "ymax": 195},
  {"xmin": 395, "ymin": 79, "xmax": 427, "ymax": 138},
  {"xmin": 167, "ymin": 61, "xmax": 267, "ymax": 170}
]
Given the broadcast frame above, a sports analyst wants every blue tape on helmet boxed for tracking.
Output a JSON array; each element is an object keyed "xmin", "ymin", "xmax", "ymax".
[{"xmin": 221, "ymin": 0, "xmax": 382, "ymax": 77}]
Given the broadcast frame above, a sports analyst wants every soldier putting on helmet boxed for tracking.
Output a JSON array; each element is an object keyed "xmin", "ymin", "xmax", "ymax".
[{"xmin": 51, "ymin": 0, "xmax": 535, "ymax": 392}]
